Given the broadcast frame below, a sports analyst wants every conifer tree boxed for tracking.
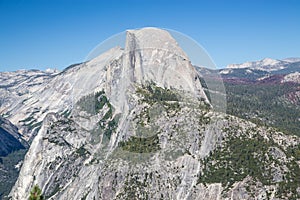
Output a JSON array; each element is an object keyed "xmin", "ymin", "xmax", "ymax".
[{"xmin": 29, "ymin": 184, "xmax": 44, "ymax": 200}]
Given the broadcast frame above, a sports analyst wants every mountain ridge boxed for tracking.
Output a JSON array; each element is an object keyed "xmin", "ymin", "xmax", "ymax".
[{"xmin": 225, "ymin": 57, "xmax": 300, "ymax": 73}]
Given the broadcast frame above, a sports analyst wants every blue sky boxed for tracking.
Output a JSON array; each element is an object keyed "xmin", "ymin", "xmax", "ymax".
[{"xmin": 0, "ymin": 0, "xmax": 300, "ymax": 71}]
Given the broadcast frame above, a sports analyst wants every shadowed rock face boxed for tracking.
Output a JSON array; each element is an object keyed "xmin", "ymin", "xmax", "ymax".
[
  {"xmin": 0, "ymin": 127, "xmax": 25, "ymax": 157},
  {"xmin": 0, "ymin": 116, "xmax": 27, "ymax": 198},
  {"xmin": 0, "ymin": 128, "xmax": 23, "ymax": 157},
  {"xmin": 8, "ymin": 28, "xmax": 300, "ymax": 200},
  {"xmin": 0, "ymin": 117, "xmax": 26, "ymax": 157}
]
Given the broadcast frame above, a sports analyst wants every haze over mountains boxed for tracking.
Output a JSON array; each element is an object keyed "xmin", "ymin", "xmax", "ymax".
[
  {"xmin": 195, "ymin": 57, "xmax": 300, "ymax": 93},
  {"xmin": 226, "ymin": 58, "xmax": 294, "ymax": 71},
  {"xmin": 0, "ymin": 28, "xmax": 299, "ymax": 199},
  {"xmin": 197, "ymin": 57, "xmax": 300, "ymax": 136},
  {"xmin": 221, "ymin": 57, "xmax": 300, "ymax": 78}
]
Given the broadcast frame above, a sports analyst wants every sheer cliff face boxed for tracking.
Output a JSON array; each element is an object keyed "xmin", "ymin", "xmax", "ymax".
[
  {"xmin": 124, "ymin": 28, "xmax": 208, "ymax": 101},
  {"xmin": 10, "ymin": 28, "xmax": 300, "ymax": 200}
]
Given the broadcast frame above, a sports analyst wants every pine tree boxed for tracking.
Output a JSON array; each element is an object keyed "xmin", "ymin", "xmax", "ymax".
[{"xmin": 29, "ymin": 184, "xmax": 44, "ymax": 200}]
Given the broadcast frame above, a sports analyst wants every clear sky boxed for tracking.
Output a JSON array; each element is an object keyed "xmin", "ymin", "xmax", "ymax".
[{"xmin": 0, "ymin": 0, "xmax": 300, "ymax": 71}]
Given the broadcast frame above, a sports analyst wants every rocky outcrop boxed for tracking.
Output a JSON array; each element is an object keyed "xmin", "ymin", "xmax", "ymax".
[{"xmin": 282, "ymin": 72, "xmax": 300, "ymax": 84}]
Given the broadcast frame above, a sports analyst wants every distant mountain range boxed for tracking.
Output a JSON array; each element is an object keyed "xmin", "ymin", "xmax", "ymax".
[
  {"xmin": 225, "ymin": 57, "xmax": 300, "ymax": 71},
  {"xmin": 197, "ymin": 57, "xmax": 300, "ymax": 135},
  {"xmin": 196, "ymin": 57, "xmax": 300, "ymax": 82}
]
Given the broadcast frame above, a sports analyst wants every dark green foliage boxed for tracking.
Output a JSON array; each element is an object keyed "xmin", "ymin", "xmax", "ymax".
[
  {"xmin": 198, "ymin": 135, "xmax": 271, "ymax": 188},
  {"xmin": 76, "ymin": 90, "xmax": 118, "ymax": 146},
  {"xmin": 225, "ymin": 82, "xmax": 300, "ymax": 135},
  {"xmin": 76, "ymin": 91, "xmax": 106, "ymax": 114},
  {"xmin": 198, "ymin": 134, "xmax": 300, "ymax": 198},
  {"xmin": 103, "ymin": 117, "xmax": 118, "ymax": 141},
  {"xmin": 64, "ymin": 91, "xmax": 118, "ymax": 147},
  {"xmin": 136, "ymin": 84, "xmax": 179, "ymax": 103},
  {"xmin": 119, "ymin": 134, "xmax": 161, "ymax": 153},
  {"xmin": 0, "ymin": 149, "xmax": 27, "ymax": 199},
  {"xmin": 101, "ymin": 107, "xmax": 113, "ymax": 122},
  {"xmin": 277, "ymin": 144, "xmax": 300, "ymax": 199},
  {"xmin": 287, "ymin": 144, "xmax": 300, "ymax": 160},
  {"xmin": 98, "ymin": 103, "xmax": 118, "ymax": 143},
  {"xmin": 29, "ymin": 184, "xmax": 44, "ymax": 200},
  {"xmin": 75, "ymin": 146, "xmax": 90, "ymax": 157},
  {"xmin": 95, "ymin": 93, "xmax": 109, "ymax": 112},
  {"xmin": 275, "ymin": 160, "xmax": 300, "ymax": 199},
  {"xmin": 136, "ymin": 84, "xmax": 184, "ymax": 117},
  {"xmin": 199, "ymin": 74, "xmax": 300, "ymax": 135},
  {"xmin": 221, "ymin": 68, "xmax": 268, "ymax": 81},
  {"xmin": 150, "ymin": 86, "xmax": 178, "ymax": 102},
  {"xmin": 116, "ymin": 174, "xmax": 149, "ymax": 200}
]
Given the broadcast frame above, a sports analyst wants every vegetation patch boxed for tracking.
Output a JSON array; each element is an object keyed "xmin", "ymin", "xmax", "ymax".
[
  {"xmin": 75, "ymin": 146, "xmax": 90, "ymax": 157},
  {"xmin": 197, "ymin": 134, "xmax": 300, "ymax": 199},
  {"xmin": 29, "ymin": 184, "xmax": 44, "ymax": 200},
  {"xmin": 99, "ymin": 109, "xmax": 119, "ymax": 144},
  {"xmin": 198, "ymin": 135, "xmax": 271, "ymax": 188},
  {"xmin": 76, "ymin": 91, "xmax": 107, "ymax": 114},
  {"xmin": 225, "ymin": 82, "xmax": 300, "ymax": 135},
  {"xmin": 136, "ymin": 83, "xmax": 179, "ymax": 103},
  {"xmin": 119, "ymin": 134, "xmax": 161, "ymax": 154},
  {"xmin": 116, "ymin": 174, "xmax": 149, "ymax": 200},
  {"xmin": 0, "ymin": 149, "xmax": 27, "ymax": 198}
]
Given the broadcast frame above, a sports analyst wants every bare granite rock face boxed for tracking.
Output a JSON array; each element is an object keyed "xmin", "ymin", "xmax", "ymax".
[
  {"xmin": 125, "ymin": 28, "xmax": 208, "ymax": 102},
  {"xmin": 8, "ymin": 28, "xmax": 300, "ymax": 200}
]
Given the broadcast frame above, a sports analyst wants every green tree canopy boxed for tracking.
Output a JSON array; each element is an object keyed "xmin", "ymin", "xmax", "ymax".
[{"xmin": 29, "ymin": 184, "xmax": 44, "ymax": 200}]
